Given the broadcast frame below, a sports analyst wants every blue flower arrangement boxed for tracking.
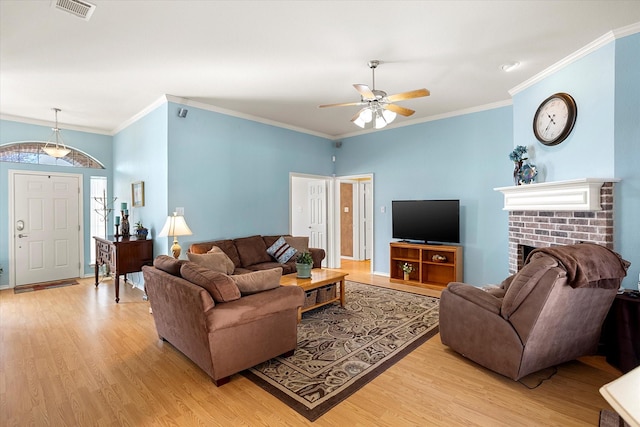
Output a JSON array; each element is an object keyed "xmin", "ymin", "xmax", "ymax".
[
  {"xmin": 509, "ymin": 145, "xmax": 537, "ymax": 185},
  {"xmin": 509, "ymin": 145, "xmax": 528, "ymax": 163}
]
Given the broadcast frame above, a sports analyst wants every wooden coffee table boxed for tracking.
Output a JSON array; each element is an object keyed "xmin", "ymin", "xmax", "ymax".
[{"xmin": 280, "ymin": 269, "xmax": 348, "ymax": 321}]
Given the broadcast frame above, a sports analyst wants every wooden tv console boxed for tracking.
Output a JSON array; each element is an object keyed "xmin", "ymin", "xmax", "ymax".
[{"xmin": 390, "ymin": 242, "xmax": 463, "ymax": 289}]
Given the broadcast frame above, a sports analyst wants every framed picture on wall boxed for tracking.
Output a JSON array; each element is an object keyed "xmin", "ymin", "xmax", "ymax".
[{"xmin": 132, "ymin": 181, "xmax": 145, "ymax": 207}]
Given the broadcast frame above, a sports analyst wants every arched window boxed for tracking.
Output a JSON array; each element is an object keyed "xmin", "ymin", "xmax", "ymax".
[{"xmin": 0, "ymin": 141, "xmax": 105, "ymax": 169}]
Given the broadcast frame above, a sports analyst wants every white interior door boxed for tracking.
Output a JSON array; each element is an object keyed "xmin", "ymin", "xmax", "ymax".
[
  {"xmin": 13, "ymin": 172, "xmax": 81, "ymax": 286},
  {"xmin": 360, "ymin": 181, "xmax": 373, "ymax": 260},
  {"xmin": 308, "ymin": 180, "xmax": 327, "ymax": 264}
]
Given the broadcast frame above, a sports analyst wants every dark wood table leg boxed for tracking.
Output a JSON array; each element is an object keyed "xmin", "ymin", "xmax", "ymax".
[
  {"xmin": 114, "ymin": 271, "xmax": 120, "ymax": 303},
  {"xmin": 95, "ymin": 261, "xmax": 100, "ymax": 287}
]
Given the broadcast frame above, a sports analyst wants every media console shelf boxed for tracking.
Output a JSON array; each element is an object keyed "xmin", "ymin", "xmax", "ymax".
[{"xmin": 389, "ymin": 242, "xmax": 463, "ymax": 289}]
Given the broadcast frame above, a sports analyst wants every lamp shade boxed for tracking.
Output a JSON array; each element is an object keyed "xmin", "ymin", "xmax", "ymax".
[
  {"xmin": 159, "ymin": 213, "xmax": 192, "ymax": 237},
  {"xmin": 353, "ymin": 116, "xmax": 366, "ymax": 128},
  {"xmin": 42, "ymin": 146, "xmax": 71, "ymax": 158},
  {"xmin": 374, "ymin": 111, "xmax": 388, "ymax": 129},
  {"xmin": 382, "ymin": 109, "xmax": 397, "ymax": 123},
  {"xmin": 359, "ymin": 108, "xmax": 373, "ymax": 123}
]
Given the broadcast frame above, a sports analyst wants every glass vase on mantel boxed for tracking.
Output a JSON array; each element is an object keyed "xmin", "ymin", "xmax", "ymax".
[{"xmin": 513, "ymin": 160, "xmax": 523, "ymax": 186}]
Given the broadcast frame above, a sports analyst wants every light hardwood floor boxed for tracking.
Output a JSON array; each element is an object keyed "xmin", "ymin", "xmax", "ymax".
[{"xmin": 0, "ymin": 261, "xmax": 621, "ymax": 426}]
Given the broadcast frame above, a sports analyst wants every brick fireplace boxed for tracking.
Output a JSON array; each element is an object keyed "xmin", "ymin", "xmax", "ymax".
[{"xmin": 495, "ymin": 179, "xmax": 617, "ymax": 274}]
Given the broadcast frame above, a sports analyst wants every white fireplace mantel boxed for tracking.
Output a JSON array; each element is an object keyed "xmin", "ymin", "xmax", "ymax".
[{"xmin": 494, "ymin": 178, "xmax": 619, "ymax": 211}]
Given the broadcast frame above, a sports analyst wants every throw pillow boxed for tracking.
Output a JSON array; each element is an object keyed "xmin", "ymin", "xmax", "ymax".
[
  {"xmin": 208, "ymin": 246, "xmax": 236, "ymax": 272},
  {"xmin": 187, "ymin": 250, "xmax": 235, "ymax": 275},
  {"xmin": 234, "ymin": 235, "xmax": 272, "ymax": 267},
  {"xmin": 231, "ymin": 268, "xmax": 282, "ymax": 295},
  {"xmin": 284, "ymin": 236, "xmax": 309, "ymax": 254},
  {"xmin": 180, "ymin": 262, "xmax": 241, "ymax": 303},
  {"xmin": 153, "ymin": 255, "xmax": 188, "ymax": 276},
  {"xmin": 266, "ymin": 236, "xmax": 298, "ymax": 263}
]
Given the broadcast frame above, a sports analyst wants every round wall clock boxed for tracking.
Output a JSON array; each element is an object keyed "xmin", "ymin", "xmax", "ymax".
[{"xmin": 533, "ymin": 92, "xmax": 577, "ymax": 146}]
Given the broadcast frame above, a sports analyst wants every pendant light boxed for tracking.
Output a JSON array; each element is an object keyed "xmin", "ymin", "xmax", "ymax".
[{"xmin": 42, "ymin": 108, "xmax": 71, "ymax": 158}]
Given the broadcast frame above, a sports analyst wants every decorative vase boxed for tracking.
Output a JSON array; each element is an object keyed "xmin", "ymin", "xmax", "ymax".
[
  {"xmin": 403, "ymin": 272, "xmax": 410, "ymax": 281},
  {"xmin": 136, "ymin": 228, "xmax": 148, "ymax": 239},
  {"xmin": 296, "ymin": 263, "xmax": 312, "ymax": 279},
  {"xmin": 121, "ymin": 212, "xmax": 130, "ymax": 237},
  {"xmin": 519, "ymin": 163, "xmax": 538, "ymax": 184},
  {"xmin": 513, "ymin": 160, "xmax": 523, "ymax": 186}
]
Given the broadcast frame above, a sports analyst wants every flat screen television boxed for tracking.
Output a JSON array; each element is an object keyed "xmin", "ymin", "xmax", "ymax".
[{"xmin": 392, "ymin": 200, "xmax": 460, "ymax": 244}]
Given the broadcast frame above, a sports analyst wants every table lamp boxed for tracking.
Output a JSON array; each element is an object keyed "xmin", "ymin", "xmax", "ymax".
[{"xmin": 159, "ymin": 212, "xmax": 193, "ymax": 258}]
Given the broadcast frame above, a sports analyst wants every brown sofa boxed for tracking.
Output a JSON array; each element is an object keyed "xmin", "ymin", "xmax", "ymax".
[
  {"xmin": 189, "ymin": 234, "xmax": 325, "ymax": 275},
  {"xmin": 143, "ymin": 255, "xmax": 305, "ymax": 386},
  {"xmin": 440, "ymin": 243, "xmax": 630, "ymax": 381}
]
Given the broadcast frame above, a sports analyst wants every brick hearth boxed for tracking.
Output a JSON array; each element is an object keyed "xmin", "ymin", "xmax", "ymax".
[{"xmin": 507, "ymin": 183, "xmax": 614, "ymax": 274}]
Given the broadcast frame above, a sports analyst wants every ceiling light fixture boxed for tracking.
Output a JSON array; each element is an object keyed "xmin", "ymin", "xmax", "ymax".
[
  {"xmin": 353, "ymin": 103, "xmax": 396, "ymax": 129},
  {"xmin": 351, "ymin": 61, "xmax": 397, "ymax": 129},
  {"xmin": 320, "ymin": 60, "xmax": 429, "ymax": 130},
  {"xmin": 500, "ymin": 61, "xmax": 521, "ymax": 72},
  {"xmin": 42, "ymin": 108, "xmax": 71, "ymax": 158}
]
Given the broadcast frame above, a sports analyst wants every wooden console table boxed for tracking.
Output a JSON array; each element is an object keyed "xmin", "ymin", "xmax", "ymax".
[{"xmin": 94, "ymin": 236, "xmax": 153, "ymax": 303}]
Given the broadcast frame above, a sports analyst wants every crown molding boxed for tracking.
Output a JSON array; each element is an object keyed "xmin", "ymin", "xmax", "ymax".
[
  {"xmin": 112, "ymin": 95, "xmax": 333, "ymax": 140},
  {"xmin": 111, "ymin": 95, "xmax": 170, "ymax": 135},
  {"xmin": 166, "ymin": 95, "xmax": 333, "ymax": 140},
  {"xmin": 335, "ymin": 99, "xmax": 513, "ymax": 140},
  {"xmin": 0, "ymin": 113, "xmax": 112, "ymax": 136},
  {"xmin": 510, "ymin": 22, "xmax": 640, "ymax": 96}
]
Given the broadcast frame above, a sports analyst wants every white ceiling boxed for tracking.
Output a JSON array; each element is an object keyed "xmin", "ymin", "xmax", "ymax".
[{"xmin": 1, "ymin": 1, "xmax": 640, "ymax": 139}]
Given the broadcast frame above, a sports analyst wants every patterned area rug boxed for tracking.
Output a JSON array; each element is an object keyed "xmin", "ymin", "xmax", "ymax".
[
  {"xmin": 14, "ymin": 279, "xmax": 79, "ymax": 294},
  {"xmin": 243, "ymin": 281, "xmax": 439, "ymax": 421}
]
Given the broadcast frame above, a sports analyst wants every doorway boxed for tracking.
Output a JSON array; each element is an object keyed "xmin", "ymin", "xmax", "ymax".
[
  {"xmin": 9, "ymin": 170, "xmax": 83, "ymax": 287},
  {"xmin": 290, "ymin": 174, "xmax": 332, "ymax": 267},
  {"xmin": 290, "ymin": 173, "xmax": 373, "ymax": 271},
  {"xmin": 338, "ymin": 175, "xmax": 373, "ymax": 267}
]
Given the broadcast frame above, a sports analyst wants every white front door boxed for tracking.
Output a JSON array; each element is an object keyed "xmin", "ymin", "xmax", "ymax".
[
  {"xmin": 308, "ymin": 180, "xmax": 327, "ymax": 264},
  {"xmin": 12, "ymin": 172, "xmax": 82, "ymax": 286}
]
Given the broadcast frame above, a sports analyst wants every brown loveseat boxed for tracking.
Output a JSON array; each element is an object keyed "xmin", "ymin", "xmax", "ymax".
[
  {"xmin": 188, "ymin": 234, "xmax": 325, "ymax": 274},
  {"xmin": 143, "ymin": 255, "xmax": 304, "ymax": 386},
  {"xmin": 440, "ymin": 243, "xmax": 630, "ymax": 381}
]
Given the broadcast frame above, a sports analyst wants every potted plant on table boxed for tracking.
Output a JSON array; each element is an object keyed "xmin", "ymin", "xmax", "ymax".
[
  {"xmin": 296, "ymin": 252, "xmax": 313, "ymax": 279},
  {"xmin": 135, "ymin": 221, "xmax": 149, "ymax": 239},
  {"xmin": 400, "ymin": 262, "xmax": 414, "ymax": 281}
]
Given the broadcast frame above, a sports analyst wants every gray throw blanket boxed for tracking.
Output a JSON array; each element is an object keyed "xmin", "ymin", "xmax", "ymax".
[{"xmin": 526, "ymin": 243, "xmax": 630, "ymax": 289}]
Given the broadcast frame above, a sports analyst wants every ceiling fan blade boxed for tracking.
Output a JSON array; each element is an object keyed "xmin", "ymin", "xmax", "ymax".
[
  {"xmin": 353, "ymin": 84, "xmax": 375, "ymax": 100},
  {"xmin": 319, "ymin": 101, "xmax": 365, "ymax": 108},
  {"xmin": 386, "ymin": 88, "xmax": 430, "ymax": 102},
  {"xmin": 383, "ymin": 104, "xmax": 415, "ymax": 117}
]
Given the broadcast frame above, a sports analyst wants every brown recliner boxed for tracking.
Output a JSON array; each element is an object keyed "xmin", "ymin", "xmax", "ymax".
[{"xmin": 440, "ymin": 243, "xmax": 630, "ymax": 380}]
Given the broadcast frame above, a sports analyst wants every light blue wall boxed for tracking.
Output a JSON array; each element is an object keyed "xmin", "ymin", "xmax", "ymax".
[
  {"xmin": 113, "ymin": 103, "xmax": 169, "ymax": 259},
  {"xmin": 336, "ymin": 107, "xmax": 513, "ymax": 285},
  {"xmin": 513, "ymin": 35, "xmax": 639, "ymax": 290},
  {"xmin": 163, "ymin": 103, "xmax": 335, "ymax": 253},
  {"xmin": 0, "ymin": 119, "xmax": 112, "ymax": 286},
  {"xmin": 513, "ymin": 42, "xmax": 616, "ymax": 180},
  {"xmin": 614, "ymin": 33, "xmax": 640, "ymax": 290}
]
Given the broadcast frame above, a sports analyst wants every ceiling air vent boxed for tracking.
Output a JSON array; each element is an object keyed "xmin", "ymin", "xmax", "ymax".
[{"xmin": 51, "ymin": 0, "xmax": 96, "ymax": 21}]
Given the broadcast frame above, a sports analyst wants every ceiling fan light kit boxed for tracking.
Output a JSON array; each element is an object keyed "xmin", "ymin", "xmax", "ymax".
[{"xmin": 320, "ymin": 60, "xmax": 430, "ymax": 130}]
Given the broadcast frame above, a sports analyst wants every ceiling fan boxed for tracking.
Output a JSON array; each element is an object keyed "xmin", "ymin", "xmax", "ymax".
[{"xmin": 319, "ymin": 60, "xmax": 430, "ymax": 129}]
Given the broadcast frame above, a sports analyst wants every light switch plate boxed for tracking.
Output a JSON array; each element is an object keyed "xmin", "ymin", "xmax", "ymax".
[{"xmin": 176, "ymin": 207, "xmax": 184, "ymax": 215}]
